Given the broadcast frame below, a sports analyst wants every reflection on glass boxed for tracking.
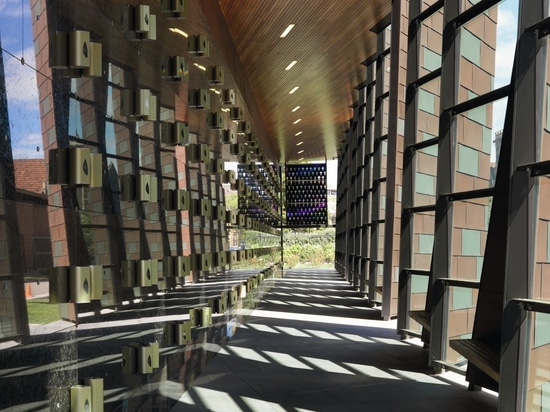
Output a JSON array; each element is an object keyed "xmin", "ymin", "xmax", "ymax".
[
  {"xmin": 534, "ymin": 177, "xmax": 550, "ymax": 301},
  {"xmin": 446, "ymin": 284, "xmax": 478, "ymax": 365},
  {"xmin": 525, "ymin": 310, "xmax": 550, "ymax": 411},
  {"xmin": 539, "ymin": 37, "xmax": 550, "ymax": 162},
  {"xmin": 412, "ymin": 211, "xmax": 435, "ymax": 270},
  {"xmin": 450, "ymin": 198, "xmax": 491, "ymax": 281},
  {"xmin": 414, "ymin": 143, "xmax": 438, "ymax": 207},
  {"xmin": 453, "ymin": 97, "xmax": 507, "ymax": 192},
  {"xmin": 416, "ymin": 77, "xmax": 440, "ymax": 144},
  {"xmin": 418, "ymin": 8, "xmax": 443, "ymax": 77},
  {"xmin": 458, "ymin": 0, "xmax": 518, "ymax": 104}
]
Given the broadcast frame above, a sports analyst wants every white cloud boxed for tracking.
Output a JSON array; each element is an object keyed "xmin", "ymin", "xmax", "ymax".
[
  {"xmin": 11, "ymin": 145, "xmax": 44, "ymax": 159},
  {"xmin": 13, "ymin": 131, "xmax": 42, "ymax": 146},
  {"xmin": 3, "ymin": 45, "xmax": 39, "ymax": 105},
  {"xmin": 0, "ymin": 0, "xmax": 30, "ymax": 17},
  {"xmin": 494, "ymin": 5, "xmax": 519, "ymax": 89}
]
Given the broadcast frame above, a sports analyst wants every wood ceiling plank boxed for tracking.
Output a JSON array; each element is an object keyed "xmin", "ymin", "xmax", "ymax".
[{"xmin": 219, "ymin": 0, "xmax": 391, "ymax": 161}]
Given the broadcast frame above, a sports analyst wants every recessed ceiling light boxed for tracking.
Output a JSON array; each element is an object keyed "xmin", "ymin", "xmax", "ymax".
[
  {"xmin": 295, "ymin": 133, "xmax": 303, "ymax": 137},
  {"xmin": 291, "ymin": 106, "xmax": 301, "ymax": 112},
  {"xmin": 298, "ymin": 150, "xmax": 304, "ymax": 154},
  {"xmin": 299, "ymin": 157, "xmax": 304, "ymax": 161},
  {"xmin": 169, "ymin": 28, "xmax": 188, "ymax": 37},
  {"xmin": 293, "ymin": 119, "xmax": 302, "ymax": 124},
  {"xmin": 285, "ymin": 61, "xmax": 297, "ymax": 71},
  {"xmin": 289, "ymin": 87, "xmax": 299, "ymax": 94},
  {"xmin": 280, "ymin": 24, "xmax": 295, "ymax": 38},
  {"xmin": 296, "ymin": 140, "xmax": 303, "ymax": 145},
  {"xmin": 194, "ymin": 63, "xmax": 206, "ymax": 71}
]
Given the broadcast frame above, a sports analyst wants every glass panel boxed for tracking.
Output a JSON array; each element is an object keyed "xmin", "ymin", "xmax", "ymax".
[
  {"xmin": 414, "ymin": 142, "xmax": 438, "ymax": 206},
  {"xmin": 458, "ymin": 0, "xmax": 518, "ymax": 104},
  {"xmin": 377, "ymin": 96, "xmax": 390, "ymax": 137},
  {"xmin": 409, "ymin": 273, "xmax": 430, "ymax": 334},
  {"xmin": 525, "ymin": 310, "xmax": 550, "ymax": 412},
  {"xmin": 418, "ymin": 8, "xmax": 443, "ymax": 77},
  {"xmin": 416, "ymin": 77, "xmax": 440, "ymax": 143},
  {"xmin": 139, "ymin": 136, "xmax": 157, "ymax": 169},
  {"xmin": 382, "ymin": 53, "xmax": 391, "ymax": 93},
  {"xmin": 540, "ymin": 38, "xmax": 550, "ymax": 162},
  {"xmin": 0, "ymin": 2, "xmax": 279, "ymax": 408},
  {"xmin": 534, "ymin": 177, "xmax": 550, "ymax": 302},
  {"xmin": 452, "ymin": 98, "xmax": 507, "ymax": 192},
  {"xmin": 450, "ymin": 197, "xmax": 491, "ymax": 280},
  {"xmin": 380, "ymin": 138, "xmax": 388, "ymax": 178},
  {"xmin": 446, "ymin": 284, "xmax": 478, "ymax": 364},
  {"xmin": 412, "ymin": 211, "xmax": 435, "ymax": 270},
  {"xmin": 384, "ymin": 25, "xmax": 392, "ymax": 51},
  {"xmin": 377, "ymin": 180, "xmax": 387, "ymax": 216}
]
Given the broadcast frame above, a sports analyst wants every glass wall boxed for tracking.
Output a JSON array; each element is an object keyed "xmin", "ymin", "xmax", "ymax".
[{"xmin": 0, "ymin": 1, "xmax": 282, "ymax": 409}]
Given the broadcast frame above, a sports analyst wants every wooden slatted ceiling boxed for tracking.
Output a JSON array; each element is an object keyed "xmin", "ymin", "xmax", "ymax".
[{"xmin": 218, "ymin": 0, "xmax": 391, "ymax": 162}]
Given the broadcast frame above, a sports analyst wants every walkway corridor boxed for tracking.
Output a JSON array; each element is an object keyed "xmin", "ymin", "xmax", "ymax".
[{"xmin": 174, "ymin": 269, "xmax": 498, "ymax": 412}]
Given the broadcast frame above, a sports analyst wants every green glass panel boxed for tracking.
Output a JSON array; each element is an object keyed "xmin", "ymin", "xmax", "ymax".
[
  {"xmin": 422, "ymin": 132, "xmax": 437, "ymax": 141},
  {"xmin": 468, "ymin": 105, "xmax": 487, "ymax": 126},
  {"xmin": 461, "ymin": 29, "xmax": 481, "ymax": 66},
  {"xmin": 458, "ymin": 144, "xmax": 479, "ymax": 177},
  {"xmin": 418, "ymin": 89, "xmax": 436, "ymax": 114},
  {"xmin": 419, "ymin": 144, "xmax": 438, "ymax": 157},
  {"xmin": 422, "ymin": 46, "xmax": 441, "ymax": 71},
  {"xmin": 411, "ymin": 275, "xmax": 429, "ymax": 294},
  {"xmin": 452, "ymin": 287, "xmax": 473, "ymax": 310},
  {"xmin": 476, "ymin": 257, "xmax": 483, "ymax": 280},
  {"xmin": 462, "ymin": 229, "xmax": 481, "ymax": 256},
  {"xmin": 535, "ymin": 312, "xmax": 550, "ymax": 348},
  {"xmin": 418, "ymin": 234, "xmax": 434, "ymax": 254},
  {"xmin": 415, "ymin": 172, "xmax": 436, "ymax": 196},
  {"xmin": 542, "ymin": 381, "xmax": 550, "ymax": 412}
]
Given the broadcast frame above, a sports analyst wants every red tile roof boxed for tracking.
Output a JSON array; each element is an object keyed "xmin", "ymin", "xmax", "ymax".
[{"xmin": 13, "ymin": 159, "xmax": 47, "ymax": 195}]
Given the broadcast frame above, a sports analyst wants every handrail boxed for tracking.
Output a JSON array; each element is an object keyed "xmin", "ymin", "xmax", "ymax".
[
  {"xmin": 435, "ymin": 277, "xmax": 480, "ymax": 289},
  {"xmin": 402, "ymin": 268, "xmax": 431, "ymax": 277},
  {"xmin": 401, "ymin": 272, "xmax": 480, "ymax": 286},
  {"xmin": 510, "ymin": 298, "xmax": 550, "ymax": 314}
]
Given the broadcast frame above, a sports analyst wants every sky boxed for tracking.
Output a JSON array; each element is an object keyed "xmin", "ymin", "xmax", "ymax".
[
  {"xmin": 491, "ymin": 0, "xmax": 519, "ymax": 152},
  {"xmin": 0, "ymin": 0, "xmax": 42, "ymax": 159},
  {"xmin": 0, "ymin": 0, "xmax": 521, "ymax": 168}
]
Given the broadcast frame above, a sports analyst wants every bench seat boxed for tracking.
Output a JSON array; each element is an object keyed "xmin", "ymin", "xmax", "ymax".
[
  {"xmin": 449, "ymin": 338, "xmax": 499, "ymax": 383},
  {"xmin": 409, "ymin": 310, "xmax": 431, "ymax": 331}
]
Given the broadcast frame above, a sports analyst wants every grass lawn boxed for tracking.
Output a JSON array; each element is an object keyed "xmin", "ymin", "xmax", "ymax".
[{"xmin": 26, "ymin": 299, "xmax": 61, "ymax": 324}]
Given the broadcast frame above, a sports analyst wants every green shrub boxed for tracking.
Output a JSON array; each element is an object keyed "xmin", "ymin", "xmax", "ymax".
[{"xmin": 282, "ymin": 228, "xmax": 335, "ymax": 268}]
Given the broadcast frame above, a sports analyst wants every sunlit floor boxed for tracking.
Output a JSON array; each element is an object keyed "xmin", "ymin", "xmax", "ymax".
[{"xmin": 171, "ymin": 269, "xmax": 498, "ymax": 412}]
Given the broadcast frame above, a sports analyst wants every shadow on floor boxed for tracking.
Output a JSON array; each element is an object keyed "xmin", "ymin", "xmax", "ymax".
[{"xmin": 173, "ymin": 268, "xmax": 498, "ymax": 412}]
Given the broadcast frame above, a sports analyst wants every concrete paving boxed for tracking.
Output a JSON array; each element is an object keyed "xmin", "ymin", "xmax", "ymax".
[{"xmin": 173, "ymin": 268, "xmax": 498, "ymax": 412}]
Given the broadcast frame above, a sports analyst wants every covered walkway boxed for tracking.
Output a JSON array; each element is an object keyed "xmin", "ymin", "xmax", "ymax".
[{"xmin": 175, "ymin": 269, "xmax": 497, "ymax": 412}]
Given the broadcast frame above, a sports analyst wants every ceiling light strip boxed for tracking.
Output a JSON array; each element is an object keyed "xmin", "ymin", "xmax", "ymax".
[
  {"xmin": 289, "ymin": 86, "xmax": 299, "ymax": 94},
  {"xmin": 280, "ymin": 24, "xmax": 295, "ymax": 38},
  {"xmin": 285, "ymin": 61, "xmax": 297, "ymax": 71}
]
